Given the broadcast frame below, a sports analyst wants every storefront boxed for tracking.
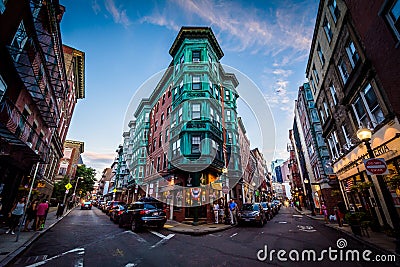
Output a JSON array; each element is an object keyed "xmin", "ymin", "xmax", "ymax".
[{"xmin": 334, "ymin": 118, "xmax": 400, "ymax": 228}]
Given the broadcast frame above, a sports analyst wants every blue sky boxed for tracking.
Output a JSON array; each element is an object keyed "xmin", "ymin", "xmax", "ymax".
[{"xmin": 60, "ymin": 0, "xmax": 319, "ymax": 178}]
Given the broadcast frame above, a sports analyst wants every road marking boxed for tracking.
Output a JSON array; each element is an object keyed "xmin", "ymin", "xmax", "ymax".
[
  {"xmin": 124, "ymin": 230, "xmax": 148, "ymax": 243},
  {"xmin": 150, "ymin": 230, "xmax": 166, "ymax": 239},
  {"xmin": 230, "ymin": 233, "xmax": 238, "ymax": 238},
  {"xmin": 25, "ymin": 248, "xmax": 84, "ymax": 267},
  {"xmin": 297, "ymin": 225, "xmax": 317, "ymax": 232},
  {"xmin": 278, "ymin": 221, "xmax": 287, "ymax": 224},
  {"xmin": 150, "ymin": 234, "xmax": 175, "ymax": 249},
  {"xmin": 293, "ymin": 215, "xmax": 303, "ymax": 217}
]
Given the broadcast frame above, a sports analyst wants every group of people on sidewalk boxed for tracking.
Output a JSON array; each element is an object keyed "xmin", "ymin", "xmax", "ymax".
[
  {"xmin": 4, "ymin": 197, "xmax": 49, "ymax": 235},
  {"xmin": 213, "ymin": 199, "xmax": 238, "ymax": 225}
]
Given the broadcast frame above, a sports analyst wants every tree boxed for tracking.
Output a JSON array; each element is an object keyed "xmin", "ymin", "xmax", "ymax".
[{"xmin": 74, "ymin": 165, "xmax": 96, "ymax": 199}]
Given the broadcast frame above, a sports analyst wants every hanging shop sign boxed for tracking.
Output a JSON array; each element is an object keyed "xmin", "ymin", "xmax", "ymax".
[{"xmin": 363, "ymin": 158, "xmax": 389, "ymax": 175}]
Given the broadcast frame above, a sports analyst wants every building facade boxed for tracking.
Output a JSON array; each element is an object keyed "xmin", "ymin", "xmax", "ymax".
[
  {"xmin": 0, "ymin": 0, "xmax": 83, "ymax": 214},
  {"xmin": 307, "ymin": 0, "xmax": 400, "ymax": 227}
]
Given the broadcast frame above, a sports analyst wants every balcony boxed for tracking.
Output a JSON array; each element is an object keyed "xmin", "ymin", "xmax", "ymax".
[{"xmin": 0, "ymin": 97, "xmax": 50, "ymax": 163}]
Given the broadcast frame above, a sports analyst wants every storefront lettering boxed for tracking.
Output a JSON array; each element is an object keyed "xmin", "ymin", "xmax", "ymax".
[{"xmin": 373, "ymin": 144, "xmax": 390, "ymax": 157}]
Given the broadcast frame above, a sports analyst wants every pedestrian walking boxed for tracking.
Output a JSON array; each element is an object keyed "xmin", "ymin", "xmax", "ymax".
[
  {"xmin": 35, "ymin": 199, "xmax": 49, "ymax": 231},
  {"xmin": 321, "ymin": 202, "xmax": 329, "ymax": 224},
  {"xmin": 56, "ymin": 201, "xmax": 65, "ymax": 219},
  {"xmin": 229, "ymin": 199, "xmax": 237, "ymax": 225},
  {"xmin": 5, "ymin": 197, "xmax": 26, "ymax": 235},
  {"xmin": 23, "ymin": 199, "xmax": 38, "ymax": 231},
  {"xmin": 213, "ymin": 202, "xmax": 219, "ymax": 224}
]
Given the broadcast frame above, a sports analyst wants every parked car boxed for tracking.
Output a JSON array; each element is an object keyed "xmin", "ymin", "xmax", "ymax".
[
  {"xmin": 81, "ymin": 201, "xmax": 92, "ymax": 210},
  {"xmin": 260, "ymin": 202, "xmax": 273, "ymax": 221},
  {"xmin": 237, "ymin": 203, "xmax": 266, "ymax": 227},
  {"xmin": 118, "ymin": 197, "xmax": 167, "ymax": 232},
  {"xmin": 109, "ymin": 204, "xmax": 126, "ymax": 223},
  {"xmin": 270, "ymin": 202, "xmax": 279, "ymax": 215},
  {"xmin": 105, "ymin": 201, "xmax": 126, "ymax": 215}
]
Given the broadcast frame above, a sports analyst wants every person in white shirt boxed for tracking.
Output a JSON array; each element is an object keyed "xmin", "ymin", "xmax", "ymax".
[{"xmin": 213, "ymin": 202, "xmax": 219, "ymax": 224}]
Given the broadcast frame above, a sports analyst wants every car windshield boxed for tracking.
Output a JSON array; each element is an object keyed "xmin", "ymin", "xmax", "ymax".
[
  {"xmin": 242, "ymin": 204, "xmax": 255, "ymax": 211},
  {"xmin": 261, "ymin": 203, "xmax": 267, "ymax": 208},
  {"xmin": 144, "ymin": 203, "xmax": 162, "ymax": 210}
]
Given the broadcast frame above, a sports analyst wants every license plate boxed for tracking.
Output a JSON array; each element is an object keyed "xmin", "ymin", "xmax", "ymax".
[
  {"xmin": 153, "ymin": 212, "xmax": 158, "ymax": 216},
  {"xmin": 245, "ymin": 219, "xmax": 250, "ymax": 222}
]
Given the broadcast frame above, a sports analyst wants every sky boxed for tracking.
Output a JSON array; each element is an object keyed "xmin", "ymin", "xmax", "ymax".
[{"xmin": 60, "ymin": 0, "xmax": 319, "ymax": 179}]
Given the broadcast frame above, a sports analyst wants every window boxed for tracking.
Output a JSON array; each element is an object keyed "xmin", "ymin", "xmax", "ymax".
[
  {"xmin": 165, "ymin": 128, "xmax": 169, "ymax": 142},
  {"xmin": 338, "ymin": 58, "xmax": 349, "ymax": 83},
  {"xmin": 323, "ymin": 17, "xmax": 333, "ymax": 42},
  {"xmin": 154, "ymin": 121, "xmax": 158, "ymax": 132},
  {"xmin": 328, "ymin": 0, "xmax": 340, "ymax": 23},
  {"xmin": 310, "ymin": 77, "xmax": 317, "ymax": 93},
  {"xmin": 319, "ymin": 108, "xmax": 326, "ymax": 124},
  {"xmin": 167, "ymin": 106, "xmax": 171, "ymax": 117},
  {"xmin": 138, "ymin": 166, "xmax": 144, "ymax": 177},
  {"xmin": 162, "ymin": 94, "xmax": 166, "ymax": 105},
  {"xmin": 361, "ymin": 83, "xmax": 384, "ymax": 127},
  {"xmin": 161, "ymin": 113, "xmax": 164, "ymax": 125},
  {"xmin": 10, "ymin": 21, "xmax": 28, "ymax": 61},
  {"xmin": 329, "ymin": 83, "xmax": 338, "ymax": 106},
  {"xmin": 226, "ymin": 110, "xmax": 231, "ymax": 121},
  {"xmin": 180, "ymin": 54, "xmax": 184, "ymax": 66},
  {"xmin": 308, "ymin": 142, "xmax": 315, "ymax": 156},
  {"xmin": 0, "ymin": 0, "xmax": 6, "ymax": 14},
  {"xmin": 215, "ymin": 87, "xmax": 219, "ymax": 99},
  {"xmin": 345, "ymin": 40, "xmax": 359, "ymax": 68},
  {"xmin": 178, "ymin": 107, "xmax": 183, "ymax": 123},
  {"xmin": 192, "ymin": 51, "xmax": 200, "ymax": 62},
  {"xmin": 192, "ymin": 75, "xmax": 201, "ymax": 90},
  {"xmin": 153, "ymin": 139, "xmax": 157, "ymax": 151},
  {"xmin": 327, "ymin": 131, "xmax": 341, "ymax": 159},
  {"xmin": 384, "ymin": 0, "xmax": 400, "ymax": 40},
  {"xmin": 209, "ymin": 80, "xmax": 213, "ymax": 89},
  {"xmin": 317, "ymin": 43, "xmax": 325, "ymax": 66},
  {"xmin": 323, "ymin": 101, "xmax": 330, "ymax": 118},
  {"xmin": 179, "ymin": 80, "xmax": 184, "ymax": 93},
  {"xmin": 191, "ymin": 136, "xmax": 201, "ymax": 153},
  {"xmin": 192, "ymin": 103, "xmax": 201, "ymax": 119},
  {"xmin": 173, "ymin": 139, "xmax": 181, "ymax": 156},
  {"xmin": 227, "ymin": 132, "xmax": 233, "ymax": 143},
  {"xmin": 210, "ymin": 108, "xmax": 214, "ymax": 122},
  {"xmin": 58, "ymin": 167, "xmax": 67, "ymax": 176},
  {"xmin": 313, "ymin": 65, "xmax": 319, "ymax": 84},
  {"xmin": 341, "ymin": 124, "xmax": 352, "ymax": 147},
  {"xmin": 159, "ymin": 134, "xmax": 162, "ymax": 147},
  {"xmin": 0, "ymin": 74, "xmax": 7, "ymax": 101},
  {"xmin": 163, "ymin": 153, "xmax": 167, "ymax": 169},
  {"xmin": 157, "ymin": 157, "xmax": 161, "ymax": 171},
  {"xmin": 225, "ymin": 90, "xmax": 230, "ymax": 100},
  {"xmin": 208, "ymin": 54, "xmax": 212, "ymax": 63}
]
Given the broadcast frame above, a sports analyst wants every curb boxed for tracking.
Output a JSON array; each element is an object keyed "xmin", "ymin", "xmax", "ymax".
[{"xmin": 0, "ymin": 207, "xmax": 75, "ymax": 267}]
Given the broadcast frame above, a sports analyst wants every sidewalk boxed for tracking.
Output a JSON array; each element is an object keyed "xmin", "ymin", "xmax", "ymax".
[
  {"xmin": 295, "ymin": 207, "xmax": 400, "ymax": 257},
  {"xmin": 164, "ymin": 220, "xmax": 233, "ymax": 236},
  {"xmin": 0, "ymin": 206, "xmax": 74, "ymax": 267}
]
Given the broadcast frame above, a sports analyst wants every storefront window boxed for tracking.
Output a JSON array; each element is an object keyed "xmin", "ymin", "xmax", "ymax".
[{"xmin": 385, "ymin": 159, "xmax": 400, "ymax": 218}]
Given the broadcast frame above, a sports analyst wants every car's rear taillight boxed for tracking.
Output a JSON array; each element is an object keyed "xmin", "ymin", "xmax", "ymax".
[
  {"xmin": 118, "ymin": 211, "xmax": 123, "ymax": 215},
  {"xmin": 139, "ymin": 210, "xmax": 150, "ymax": 215}
]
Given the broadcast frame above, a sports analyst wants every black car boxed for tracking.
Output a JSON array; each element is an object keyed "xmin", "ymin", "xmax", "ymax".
[
  {"xmin": 237, "ymin": 203, "xmax": 266, "ymax": 227},
  {"xmin": 81, "ymin": 201, "xmax": 92, "ymax": 210},
  {"xmin": 260, "ymin": 202, "xmax": 273, "ymax": 221},
  {"xmin": 118, "ymin": 197, "xmax": 167, "ymax": 232},
  {"xmin": 109, "ymin": 204, "xmax": 126, "ymax": 223}
]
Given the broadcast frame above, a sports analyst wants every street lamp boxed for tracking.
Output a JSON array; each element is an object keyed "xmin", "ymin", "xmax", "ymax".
[
  {"xmin": 72, "ymin": 177, "xmax": 83, "ymax": 204},
  {"xmin": 357, "ymin": 127, "xmax": 400, "ymax": 253}
]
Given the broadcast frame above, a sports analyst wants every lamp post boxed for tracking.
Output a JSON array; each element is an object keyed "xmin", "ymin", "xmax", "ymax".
[
  {"xmin": 303, "ymin": 178, "xmax": 316, "ymax": 216},
  {"xmin": 357, "ymin": 128, "xmax": 400, "ymax": 253},
  {"xmin": 72, "ymin": 177, "xmax": 83, "ymax": 205}
]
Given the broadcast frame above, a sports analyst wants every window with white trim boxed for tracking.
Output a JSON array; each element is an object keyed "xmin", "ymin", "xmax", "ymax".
[
  {"xmin": 327, "ymin": 131, "xmax": 340, "ymax": 159},
  {"xmin": 191, "ymin": 136, "xmax": 201, "ymax": 154},
  {"xmin": 180, "ymin": 54, "xmax": 184, "ymax": 66},
  {"xmin": 338, "ymin": 58, "xmax": 349, "ymax": 83},
  {"xmin": 351, "ymin": 83, "xmax": 384, "ymax": 128},
  {"xmin": 226, "ymin": 110, "xmax": 231, "ymax": 122},
  {"xmin": 345, "ymin": 40, "xmax": 359, "ymax": 68},
  {"xmin": 192, "ymin": 75, "xmax": 201, "ymax": 90},
  {"xmin": 210, "ymin": 107, "xmax": 214, "ymax": 122},
  {"xmin": 179, "ymin": 80, "xmax": 184, "ymax": 93},
  {"xmin": 323, "ymin": 101, "xmax": 330, "ymax": 118},
  {"xmin": 319, "ymin": 108, "xmax": 325, "ymax": 124},
  {"xmin": 192, "ymin": 103, "xmax": 201, "ymax": 119},
  {"xmin": 328, "ymin": 0, "xmax": 340, "ymax": 23},
  {"xmin": 225, "ymin": 90, "xmax": 230, "ymax": 100},
  {"xmin": 172, "ymin": 139, "xmax": 181, "ymax": 157},
  {"xmin": 192, "ymin": 51, "xmax": 200, "ymax": 62},
  {"xmin": 178, "ymin": 107, "xmax": 183, "ymax": 123},
  {"xmin": 313, "ymin": 65, "xmax": 320, "ymax": 84},
  {"xmin": 323, "ymin": 17, "xmax": 333, "ymax": 42},
  {"xmin": 227, "ymin": 132, "xmax": 233, "ymax": 143},
  {"xmin": 329, "ymin": 83, "xmax": 338, "ymax": 106},
  {"xmin": 384, "ymin": 0, "xmax": 400, "ymax": 41},
  {"xmin": 317, "ymin": 43, "xmax": 325, "ymax": 66}
]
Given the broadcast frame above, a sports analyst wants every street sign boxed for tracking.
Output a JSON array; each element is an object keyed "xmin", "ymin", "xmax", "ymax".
[
  {"xmin": 65, "ymin": 189, "xmax": 69, "ymax": 193},
  {"xmin": 222, "ymin": 186, "xmax": 229, "ymax": 194},
  {"xmin": 65, "ymin": 183, "xmax": 72, "ymax": 190},
  {"xmin": 363, "ymin": 158, "xmax": 389, "ymax": 175},
  {"xmin": 113, "ymin": 188, "xmax": 117, "ymax": 193}
]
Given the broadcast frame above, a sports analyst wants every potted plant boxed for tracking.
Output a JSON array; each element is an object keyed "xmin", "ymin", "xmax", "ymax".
[{"xmin": 345, "ymin": 211, "xmax": 366, "ymax": 236}]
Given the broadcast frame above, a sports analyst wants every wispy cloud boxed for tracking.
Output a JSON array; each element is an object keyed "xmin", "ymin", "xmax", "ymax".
[
  {"xmin": 91, "ymin": 0, "xmax": 101, "ymax": 14},
  {"xmin": 82, "ymin": 151, "xmax": 115, "ymax": 172},
  {"xmin": 104, "ymin": 0, "xmax": 131, "ymax": 27},
  {"xmin": 140, "ymin": 0, "xmax": 317, "ymax": 61},
  {"xmin": 271, "ymin": 69, "xmax": 293, "ymax": 78}
]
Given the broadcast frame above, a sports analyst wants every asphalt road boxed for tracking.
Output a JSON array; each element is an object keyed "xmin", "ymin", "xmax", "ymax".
[{"xmin": 9, "ymin": 206, "xmax": 399, "ymax": 267}]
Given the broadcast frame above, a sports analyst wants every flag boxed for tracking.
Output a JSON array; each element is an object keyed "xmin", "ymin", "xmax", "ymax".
[{"xmin": 345, "ymin": 179, "xmax": 353, "ymax": 192}]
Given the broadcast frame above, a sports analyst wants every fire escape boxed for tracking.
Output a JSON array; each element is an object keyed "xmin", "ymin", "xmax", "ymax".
[{"xmin": 0, "ymin": 0, "xmax": 67, "ymax": 164}]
